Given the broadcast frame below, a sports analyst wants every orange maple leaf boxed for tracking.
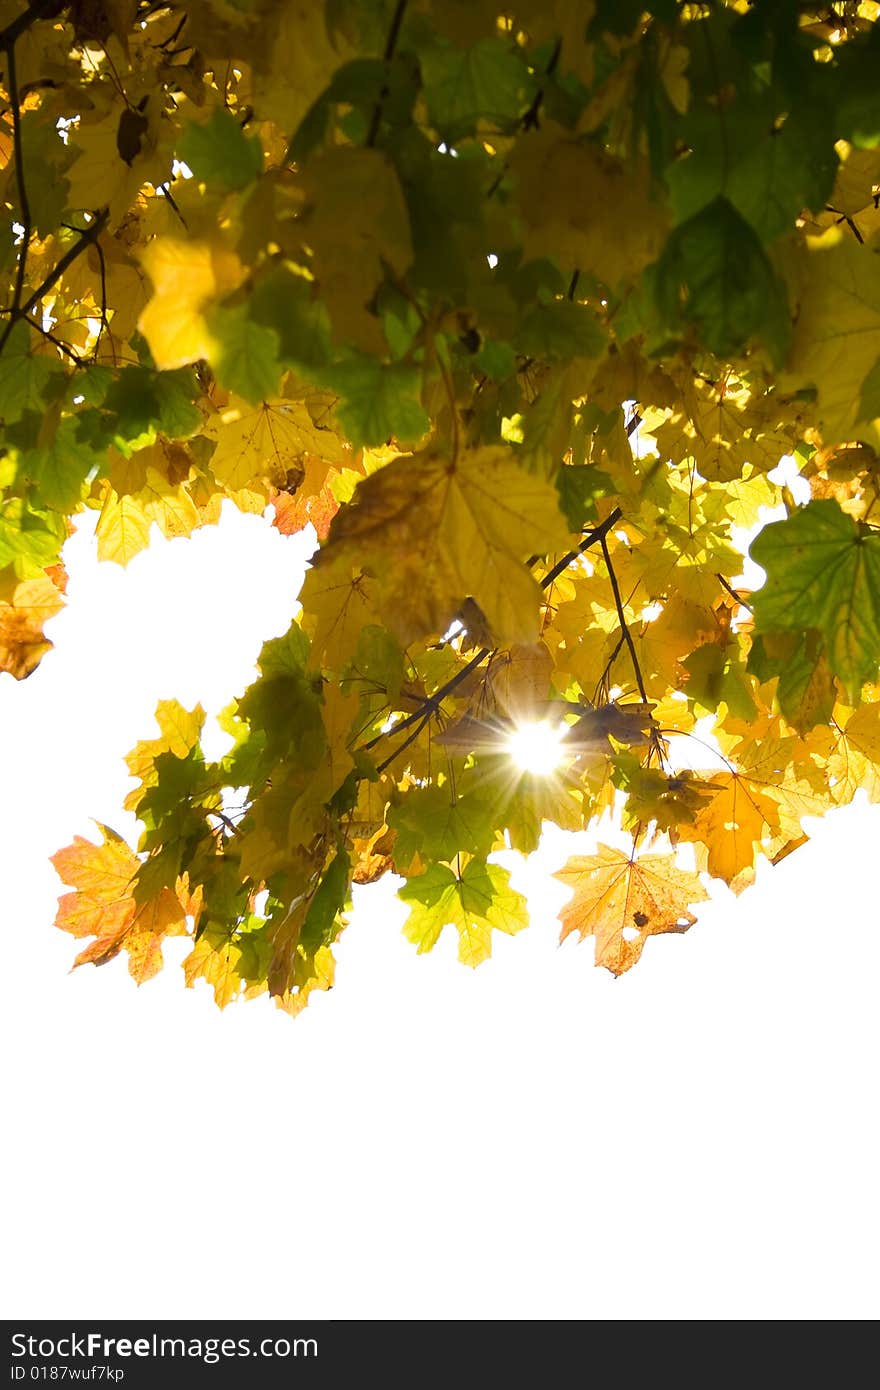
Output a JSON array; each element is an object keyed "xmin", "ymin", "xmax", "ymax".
[{"xmin": 51, "ymin": 824, "xmax": 186, "ymax": 984}]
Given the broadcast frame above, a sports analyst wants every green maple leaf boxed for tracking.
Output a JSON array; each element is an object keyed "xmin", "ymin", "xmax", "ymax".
[
  {"xmin": 319, "ymin": 356, "xmax": 429, "ymax": 448},
  {"xmin": 515, "ymin": 300, "xmax": 606, "ymax": 361},
  {"xmin": 19, "ymin": 114, "xmax": 72, "ymax": 235},
  {"xmin": 388, "ymin": 787, "xmax": 496, "ymax": 869},
  {"xmin": 20, "ymin": 418, "xmax": 95, "ymax": 511},
  {"xmin": 653, "ymin": 196, "xmax": 790, "ymax": 363},
  {"xmin": 666, "ymin": 101, "xmax": 837, "ymax": 244},
  {"xmin": 750, "ymin": 499, "xmax": 880, "ymax": 699},
  {"xmin": 420, "ymin": 38, "xmax": 537, "ymax": 141},
  {"xmin": 250, "ymin": 267, "xmax": 333, "ymax": 369},
  {"xmin": 102, "ymin": 366, "xmax": 202, "ymax": 446},
  {"xmin": 208, "ymin": 305, "xmax": 282, "ymax": 404},
  {"xmin": 0, "ymin": 322, "xmax": 63, "ymax": 425},
  {"xmin": 398, "ymin": 859, "xmax": 528, "ymax": 967},
  {"xmin": 555, "ymin": 464, "xmax": 613, "ymax": 531},
  {"xmin": 300, "ymin": 849, "xmax": 351, "ymax": 953},
  {"xmin": 343, "ymin": 625, "xmax": 404, "ymax": 702},
  {"xmin": 0, "ymin": 497, "xmax": 66, "ymax": 577},
  {"xmin": 178, "ymin": 109, "xmax": 263, "ymax": 192}
]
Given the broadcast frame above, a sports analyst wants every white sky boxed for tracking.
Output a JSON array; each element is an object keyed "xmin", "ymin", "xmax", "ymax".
[{"xmin": 1, "ymin": 505, "xmax": 878, "ymax": 1321}]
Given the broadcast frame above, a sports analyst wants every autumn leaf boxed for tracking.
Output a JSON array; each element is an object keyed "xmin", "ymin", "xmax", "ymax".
[
  {"xmin": 124, "ymin": 699, "xmax": 205, "ymax": 814},
  {"xmin": 8, "ymin": 0, "xmax": 880, "ymax": 1014},
  {"xmin": 138, "ymin": 238, "xmax": 245, "ymax": 371},
  {"xmin": 204, "ymin": 396, "xmax": 349, "ymax": 493},
  {"xmin": 0, "ymin": 564, "xmax": 65, "ymax": 679},
  {"xmin": 783, "ymin": 226, "xmax": 880, "ymax": 446},
  {"xmin": 51, "ymin": 824, "xmax": 186, "ymax": 984},
  {"xmin": 511, "ymin": 124, "xmax": 668, "ymax": 289},
  {"xmin": 317, "ymin": 445, "xmax": 572, "ymax": 646},
  {"xmin": 553, "ymin": 845, "xmax": 709, "ymax": 975},
  {"xmin": 398, "ymin": 860, "xmax": 528, "ymax": 968},
  {"xmin": 675, "ymin": 774, "xmax": 780, "ymax": 890}
]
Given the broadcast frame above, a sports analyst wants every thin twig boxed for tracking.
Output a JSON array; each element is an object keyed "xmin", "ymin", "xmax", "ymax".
[
  {"xmin": 599, "ymin": 531, "xmax": 650, "ymax": 707},
  {"xmin": 19, "ymin": 210, "xmax": 109, "ymax": 320},
  {"xmin": 376, "ymin": 711, "xmax": 432, "ymax": 774},
  {"xmin": 364, "ymin": 645, "xmax": 489, "ymax": 753},
  {"xmin": 540, "ymin": 507, "xmax": 622, "ymax": 590},
  {"xmin": 365, "ymin": 0, "xmax": 408, "ymax": 147},
  {"xmin": 716, "ymin": 573, "xmax": 752, "ymax": 611},
  {"xmin": 158, "ymin": 182, "xmax": 187, "ymax": 228},
  {"xmin": 93, "ymin": 234, "xmax": 110, "ymax": 360},
  {"xmin": 28, "ymin": 317, "xmax": 86, "ymax": 366}
]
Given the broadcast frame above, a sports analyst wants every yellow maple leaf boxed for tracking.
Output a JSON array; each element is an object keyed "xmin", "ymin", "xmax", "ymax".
[
  {"xmin": 825, "ymin": 700, "xmax": 880, "ymax": 803},
  {"xmin": 809, "ymin": 143, "xmax": 880, "ymax": 242},
  {"xmin": 511, "ymin": 123, "xmax": 668, "ymax": 288},
  {"xmin": 486, "ymin": 642, "xmax": 553, "ymax": 720},
  {"xmin": 138, "ymin": 237, "xmax": 245, "ymax": 370},
  {"xmin": 124, "ymin": 700, "xmax": 205, "ymax": 814},
  {"xmin": 784, "ymin": 225, "xmax": 880, "ymax": 446},
  {"xmin": 66, "ymin": 94, "xmax": 171, "ymax": 227},
  {"xmin": 299, "ymin": 554, "xmax": 379, "ymax": 672},
  {"xmin": 205, "ymin": 396, "xmax": 348, "ymax": 492},
  {"xmin": 635, "ymin": 594, "xmax": 721, "ymax": 689},
  {"xmin": 316, "ymin": 444, "xmax": 572, "ymax": 647},
  {"xmin": 94, "ymin": 441, "xmax": 204, "ymax": 564},
  {"xmin": 676, "ymin": 773, "xmax": 780, "ymax": 889},
  {"xmin": 272, "ymin": 944, "xmax": 336, "ymax": 1017},
  {"xmin": 138, "ymin": 466, "xmax": 200, "ymax": 538},
  {"xmin": 0, "ymin": 565, "xmax": 65, "ymax": 679},
  {"xmin": 554, "ymin": 843, "xmax": 708, "ymax": 975},
  {"xmin": 183, "ymin": 935, "xmax": 244, "ymax": 1009},
  {"xmin": 94, "ymin": 486, "xmax": 153, "ymax": 565},
  {"xmin": 298, "ymin": 146, "xmax": 413, "ymax": 350}
]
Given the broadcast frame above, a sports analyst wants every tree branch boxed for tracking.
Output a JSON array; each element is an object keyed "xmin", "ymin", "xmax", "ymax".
[
  {"xmin": 363, "ymin": 643, "xmax": 489, "ymax": 754},
  {"xmin": 28, "ymin": 316, "xmax": 86, "ymax": 365},
  {"xmin": 0, "ymin": 34, "xmax": 32, "ymax": 354},
  {"xmin": 18, "ymin": 210, "xmax": 108, "ymax": 320},
  {"xmin": 92, "ymin": 232, "xmax": 109, "ymax": 360}
]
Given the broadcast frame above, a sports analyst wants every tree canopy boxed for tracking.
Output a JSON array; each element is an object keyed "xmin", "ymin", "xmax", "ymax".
[{"xmin": 5, "ymin": 0, "xmax": 880, "ymax": 1011}]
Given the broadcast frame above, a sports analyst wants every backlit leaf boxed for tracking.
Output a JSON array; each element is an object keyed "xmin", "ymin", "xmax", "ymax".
[
  {"xmin": 399, "ymin": 859, "xmax": 528, "ymax": 967},
  {"xmin": 554, "ymin": 845, "xmax": 708, "ymax": 975},
  {"xmin": 317, "ymin": 444, "xmax": 571, "ymax": 645},
  {"xmin": 751, "ymin": 500, "xmax": 880, "ymax": 699}
]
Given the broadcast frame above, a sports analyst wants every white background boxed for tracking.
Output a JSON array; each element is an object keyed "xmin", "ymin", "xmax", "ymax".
[{"xmin": 1, "ymin": 506, "xmax": 877, "ymax": 1321}]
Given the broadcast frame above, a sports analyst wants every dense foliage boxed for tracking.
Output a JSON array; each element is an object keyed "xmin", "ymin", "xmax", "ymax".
[{"xmin": 5, "ymin": 0, "xmax": 880, "ymax": 1009}]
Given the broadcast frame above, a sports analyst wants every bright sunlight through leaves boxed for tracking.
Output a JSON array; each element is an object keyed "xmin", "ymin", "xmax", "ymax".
[{"xmin": 505, "ymin": 721, "xmax": 567, "ymax": 776}]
